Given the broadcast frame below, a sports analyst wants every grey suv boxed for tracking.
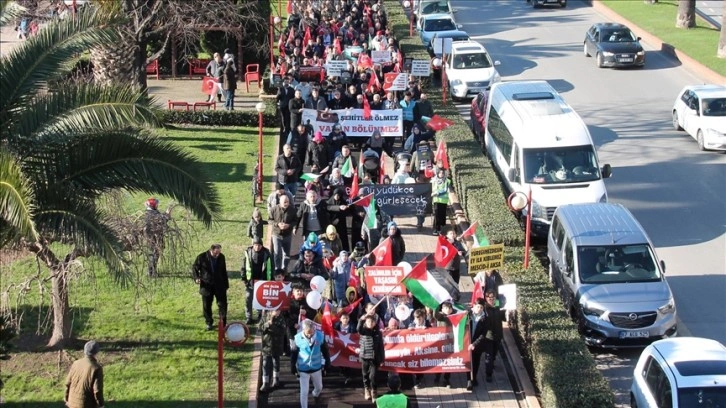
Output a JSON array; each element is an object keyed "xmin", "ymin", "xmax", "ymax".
[{"xmin": 548, "ymin": 203, "xmax": 677, "ymax": 348}]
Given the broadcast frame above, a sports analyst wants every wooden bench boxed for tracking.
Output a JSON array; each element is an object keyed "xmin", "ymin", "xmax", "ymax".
[
  {"xmin": 189, "ymin": 58, "xmax": 211, "ymax": 79},
  {"xmin": 167, "ymin": 100, "xmax": 190, "ymax": 111},
  {"xmin": 193, "ymin": 102, "xmax": 216, "ymax": 111},
  {"xmin": 146, "ymin": 59, "xmax": 160, "ymax": 80}
]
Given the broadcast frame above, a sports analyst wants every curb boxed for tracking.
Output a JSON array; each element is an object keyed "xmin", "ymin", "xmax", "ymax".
[
  {"xmin": 449, "ymin": 191, "xmax": 541, "ymax": 408},
  {"xmin": 591, "ymin": 1, "xmax": 726, "ymax": 84}
]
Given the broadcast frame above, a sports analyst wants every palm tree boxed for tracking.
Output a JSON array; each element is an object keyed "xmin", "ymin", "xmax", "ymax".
[
  {"xmin": 676, "ymin": 0, "xmax": 696, "ymax": 29},
  {"xmin": 0, "ymin": 7, "xmax": 220, "ymax": 348}
]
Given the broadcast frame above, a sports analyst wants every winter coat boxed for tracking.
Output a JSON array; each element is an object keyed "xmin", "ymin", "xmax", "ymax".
[
  {"xmin": 246, "ymin": 218, "xmax": 265, "ymax": 241},
  {"xmin": 261, "ymin": 313, "xmax": 287, "ymax": 356},
  {"xmin": 469, "ymin": 311, "xmax": 488, "ymax": 350},
  {"xmin": 241, "ymin": 246, "xmax": 272, "ymax": 283},
  {"xmin": 269, "ymin": 205, "xmax": 297, "ymax": 237},
  {"xmin": 326, "ymin": 193, "xmax": 350, "ymax": 230},
  {"xmin": 192, "ymin": 251, "xmax": 229, "ymax": 295},
  {"xmin": 292, "ymin": 330, "xmax": 330, "ymax": 373},
  {"xmin": 222, "ymin": 65, "xmax": 236, "ymax": 91},
  {"xmin": 483, "ymin": 304, "xmax": 504, "ymax": 342},
  {"xmin": 304, "ymin": 96, "xmax": 328, "ymax": 111},
  {"xmin": 387, "ymin": 230, "xmax": 406, "ymax": 266},
  {"xmin": 287, "ymin": 297, "xmax": 317, "ymax": 337},
  {"xmin": 65, "ymin": 356, "xmax": 104, "ymax": 408},
  {"xmin": 295, "ymin": 199, "xmax": 330, "ymax": 234},
  {"xmin": 330, "ymin": 259, "xmax": 352, "ymax": 302},
  {"xmin": 306, "ymin": 141, "xmax": 330, "ymax": 170},
  {"xmin": 274, "ymin": 153, "xmax": 302, "ymax": 185},
  {"xmin": 288, "ymin": 259, "xmax": 329, "ymax": 287},
  {"xmin": 357, "ymin": 318, "xmax": 385, "ymax": 364}
]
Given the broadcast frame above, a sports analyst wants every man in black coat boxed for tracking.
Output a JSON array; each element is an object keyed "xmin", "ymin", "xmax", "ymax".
[
  {"xmin": 192, "ymin": 244, "xmax": 229, "ymax": 330},
  {"xmin": 467, "ymin": 298, "xmax": 488, "ymax": 390},
  {"xmin": 276, "ymin": 75, "xmax": 296, "ymax": 142},
  {"xmin": 288, "ymin": 89, "xmax": 306, "ymax": 131},
  {"xmin": 275, "ymin": 144, "xmax": 303, "ymax": 197}
]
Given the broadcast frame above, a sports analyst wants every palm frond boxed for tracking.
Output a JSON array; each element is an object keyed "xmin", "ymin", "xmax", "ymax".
[
  {"xmin": 0, "ymin": 7, "xmax": 124, "ymax": 124},
  {"xmin": 0, "ymin": 1, "xmax": 25, "ymax": 27},
  {"xmin": 33, "ymin": 185, "xmax": 129, "ymax": 282},
  {"xmin": 23, "ymin": 130, "xmax": 221, "ymax": 226},
  {"xmin": 7, "ymin": 83, "xmax": 160, "ymax": 142},
  {"xmin": 0, "ymin": 148, "xmax": 38, "ymax": 245}
]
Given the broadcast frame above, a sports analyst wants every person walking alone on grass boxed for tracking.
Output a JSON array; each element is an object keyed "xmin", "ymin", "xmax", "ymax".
[
  {"xmin": 143, "ymin": 197, "xmax": 171, "ymax": 277},
  {"xmin": 291, "ymin": 319, "xmax": 331, "ymax": 408},
  {"xmin": 64, "ymin": 340, "xmax": 105, "ymax": 408},
  {"xmin": 192, "ymin": 244, "xmax": 229, "ymax": 330}
]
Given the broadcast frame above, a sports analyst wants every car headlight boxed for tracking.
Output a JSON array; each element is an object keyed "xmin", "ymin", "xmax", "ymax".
[
  {"xmin": 636, "ymin": 50, "xmax": 645, "ymax": 56},
  {"xmin": 450, "ymin": 79, "xmax": 463, "ymax": 86},
  {"xmin": 598, "ymin": 193, "xmax": 608, "ymax": 203},
  {"xmin": 491, "ymin": 71, "xmax": 501, "ymax": 84},
  {"xmin": 529, "ymin": 199, "xmax": 548, "ymax": 220},
  {"xmin": 582, "ymin": 302, "xmax": 606, "ymax": 317},
  {"xmin": 602, "ymin": 51, "xmax": 614, "ymax": 57},
  {"xmin": 658, "ymin": 299, "xmax": 676, "ymax": 315}
]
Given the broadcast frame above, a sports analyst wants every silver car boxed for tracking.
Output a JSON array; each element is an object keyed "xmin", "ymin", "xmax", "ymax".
[{"xmin": 548, "ymin": 203, "xmax": 678, "ymax": 348}]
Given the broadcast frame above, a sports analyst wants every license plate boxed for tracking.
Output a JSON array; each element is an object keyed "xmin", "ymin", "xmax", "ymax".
[
  {"xmin": 619, "ymin": 58, "xmax": 633, "ymax": 63},
  {"xmin": 619, "ymin": 331, "xmax": 649, "ymax": 339}
]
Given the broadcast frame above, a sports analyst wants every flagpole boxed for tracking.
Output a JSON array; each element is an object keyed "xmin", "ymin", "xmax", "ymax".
[{"xmin": 370, "ymin": 255, "xmax": 429, "ymax": 309}]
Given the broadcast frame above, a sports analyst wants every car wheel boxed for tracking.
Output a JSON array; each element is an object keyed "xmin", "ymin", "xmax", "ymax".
[
  {"xmin": 697, "ymin": 130, "xmax": 706, "ymax": 151},
  {"xmin": 560, "ymin": 0, "xmax": 566, "ymax": 7},
  {"xmin": 596, "ymin": 52, "xmax": 604, "ymax": 68},
  {"xmin": 583, "ymin": 43, "xmax": 590, "ymax": 57},
  {"xmin": 631, "ymin": 393, "xmax": 638, "ymax": 408},
  {"xmin": 672, "ymin": 110, "xmax": 683, "ymax": 131}
]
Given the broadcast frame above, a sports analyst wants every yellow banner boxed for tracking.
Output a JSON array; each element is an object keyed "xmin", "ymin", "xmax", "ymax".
[{"xmin": 468, "ymin": 243, "xmax": 504, "ymax": 275}]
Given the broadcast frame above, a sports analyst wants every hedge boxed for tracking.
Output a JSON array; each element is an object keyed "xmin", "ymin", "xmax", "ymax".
[
  {"xmin": 383, "ymin": 1, "xmax": 615, "ymax": 407},
  {"xmin": 158, "ymin": 105, "xmax": 278, "ymax": 127}
]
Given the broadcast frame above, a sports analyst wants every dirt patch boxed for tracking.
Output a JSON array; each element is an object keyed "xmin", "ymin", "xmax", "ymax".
[{"xmin": 0, "ymin": 248, "xmax": 32, "ymax": 267}]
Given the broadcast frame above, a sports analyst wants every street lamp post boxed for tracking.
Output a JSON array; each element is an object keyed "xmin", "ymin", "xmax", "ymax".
[
  {"xmin": 269, "ymin": 16, "xmax": 282, "ymax": 72},
  {"xmin": 217, "ymin": 321, "xmax": 250, "ymax": 408},
  {"xmin": 508, "ymin": 190, "xmax": 533, "ymax": 268},
  {"xmin": 255, "ymin": 102, "xmax": 266, "ymax": 203},
  {"xmin": 403, "ymin": 0, "xmax": 413, "ymax": 37}
]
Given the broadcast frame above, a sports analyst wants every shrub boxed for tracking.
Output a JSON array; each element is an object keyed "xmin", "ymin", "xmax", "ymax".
[
  {"xmin": 383, "ymin": 2, "xmax": 615, "ymax": 407},
  {"xmin": 159, "ymin": 108, "xmax": 280, "ymax": 127}
]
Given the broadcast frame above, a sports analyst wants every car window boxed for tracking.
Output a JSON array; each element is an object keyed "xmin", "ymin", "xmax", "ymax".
[
  {"xmin": 555, "ymin": 220, "xmax": 566, "ymax": 250},
  {"xmin": 689, "ymin": 95, "xmax": 700, "ymax": 111},
  {"xmin": 478, "ymin": 93, "xmax": 488, "ymax": 111},
  {"xmin": 422, "ymin": 1, "xmax": 450, "ymax": 15},
  {"xmin": 702, "ymin": 97, "xmax": 726, "ymax": 117},
  {"xmin": 678, "ymin": 386, "xmax": 726, "ymax": 408},
  {"xmin": 523, "ymin": 146, "xmax": 601, "ymax": 184},
  {"xmin": 551, "ymin": 216, "xmax": 561, "ymax": 243},
  {"xmin": 452, "ymin": 53, "xmax": 492, "ymax": 69},
  {"xmin": 578, "ymin": 245, "xmax": 661, "ymax": 284},
  {"xmin": 680, "ymin": 90, "xmax": 692, "ymax": 106},
  {"xmin": 588, "ymin": 26, "xmax": 597, "ymax": 38},
  {"xmin": 424, "ymin": 18, "xmax": 456, "ymax": 32},
  {"xmin": 645, "ymin": 357, "xmax": 673, "ymax": 408},
  {"xmin": 593, "ymin": 30, "xmax": 600, "ymax": 42},
  {"xmin": 564, "ymin": 240, "xmax": 574, "ymax": 274}
]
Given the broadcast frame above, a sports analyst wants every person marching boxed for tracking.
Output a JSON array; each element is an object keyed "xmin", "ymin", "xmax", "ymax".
[
  {"xmin": 241, "ymin": 237, "xmax": 272, "ymax": 324},
  {"xmin": 467, "ymin": 298, "xmax": 487, "ymax": 390},
  {"xmin": 291, "ymin": 319, "xmax": 331, "ymax": 408},
  {"xmin": 482, "ymin": 290, "xmax": 504, "ymax": 382},
  {"xmin": 357, "ymin": 312, "xmax": 385, "ymax": 401},
  {"xmin": 259, "ymin": 308, "xmax": 288, "ymax": 393},
  {"xmin": 375, "ymin": 375, "xmax": 410, "ymax": 408},
  {"xmin": 430, "ymin": 168, "xmax": 451, "ymax": 235}
]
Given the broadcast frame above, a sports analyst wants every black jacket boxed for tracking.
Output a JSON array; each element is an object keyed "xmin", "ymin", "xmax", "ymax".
[
  {"xmin": 260, "ymin": 313, "xmax": 287, "ymax": 357},
  {"xmin": 483, "ymin": 304, "xmax": 504, "ymax": 342},
  {"xmin": 357, "ymin": 317, "xmax": 385, "ymax": 364},
  {"xmin": 469, "ymin": 312, "xmax": 488, "ymax": 350},
  {"xmin": 295, "ymin": 199, "xmax": 330, "ymax": 234},
  {"xmin": 241, "ymin": 246, "xmax": 272, "ymax": 283},
  {"xmin": 276, "ymin": 85, "xmax": 295, "ymax": 111},
  {"xmin": 387, "ymin": 230, "xmax": 406, "ymax": 266},
  {"xmin": 306, "ymin": 141, "xmax": 330, "ymax": 170},
  {"xmin": 304, "ymin": 96, "xmax": 328, "ymax": 111},
  {"xmin": 192, "ymin": 251, "xmax": 229, "ymax": 294},
  {"xmin": 274, "ymin": 153, "xmax": 302, "ymax": 185},
  {"xmin": 326, "ymin": 191, "xmax": 350, "ymax": 230}
]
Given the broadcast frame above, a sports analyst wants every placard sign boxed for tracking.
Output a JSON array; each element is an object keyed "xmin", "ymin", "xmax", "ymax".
[
  {"xmin": 433, "ymin": 37, "xmax": 453, "ymax": 55},
  {"xmin": 371, "ymin": 50, "xmax": 392, "ymax": 64},
  {"xmin": 272, "ymin": 74, "xmax": 283, "ymax": 87},
  {"xmin": 468, "ymin": 243, "xmax": 505, "ymax": 275},
  {"xmin": 383, "ymin": 72, "xmax": 409, "ymax": 91},
  {"xmin": 364, "ymin": 266, "xmax": 406, "ymax": 295},
  {"xmin": 298, "ymin": 66, "xmax": 323, "ymax": 82},
  {"xmin": 252, "ymin": 280, "xmax": 292, "ymax": 311},
  {"xmin": 410, "ymin": 60, "xmax": 431, "ymax": 77},
  {"xmin": 359, "ymin": 183, "xmax": 432, "ymax": 216},
  {"xmin": 329, "ymin": 326, "xmax": 471, "ymax": 373},
  {"xmin": 325, "ymin": 60, "xmax": 349, "ymax": 77}
]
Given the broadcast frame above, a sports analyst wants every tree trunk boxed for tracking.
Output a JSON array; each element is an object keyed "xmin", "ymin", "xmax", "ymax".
[
  {"xmin": 49, "ymin": 266, "xmax": 71, "ymax": 349},
  {"xmin": 91, "ymin": 37, "xmax": 145, "ymax": 90},
  {"xmin": 718, "ymin": 2, "xmax": 726, "ymax": 58},
  {"xmin": 676, "ymin": 0, "xmax": 696, "ymax": 29}
]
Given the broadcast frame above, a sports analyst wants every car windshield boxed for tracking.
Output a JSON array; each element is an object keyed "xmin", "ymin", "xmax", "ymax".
[
  {"xmin": 601, "ymin": 29, "xmax": 636, "ymax": 43},
  {"xmin": 422, "ymin": 1, "xmax": 450, "ymax": 15},
  {"xmin": 577, "ymin": 245, "xmax": 661, "ymax": 284},
  {"xmin": 702, "ymin": 97, "xmax": 726, "ymax": 117},
  {"xmin": 424, "ymin": 18, "xmax": 456, "ymax": 32},
  {"xmin": 677, "ymin": 386, "xmax": 726, "ymax": 408},
  {"xmin": 452, "ymin": 53, "xmax": 492, "ymax": 69},
  {"xmin": 523, "ymin": 146, "xmax": 601, "ymax": 184}
]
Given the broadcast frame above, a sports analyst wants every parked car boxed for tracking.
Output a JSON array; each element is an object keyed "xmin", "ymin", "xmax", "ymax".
[
  {"xmin": 417, "ymin": 14, "xmax": 464, "ymax": 47},
  {"xmin": 470, "ymin": 91, "xmax": 488, "ymax": 141},
  {"xmin": 415, "ymin": 0, "xmax": 456, "ymax": 23},
  {"xmin": 630, "ymin": 337, "xmax": 726, "ymax": 408},
  {"xmin": 583, "ymin": 23, "xmax": 645, "ymax": 68},
  {"xmin": 445, "ymin": 41, "xmax": 500, "ymax": 101},
  {"xmin": 548, "ymin": 203, "xmax": 677, "ymax": 348},
  {"xmin": 672, "ymin": 84, "xmax": 726, "ymax": 151},
  {"xmin": 527, "ymin": 0, "xmax": 567, "ymax": 8}
]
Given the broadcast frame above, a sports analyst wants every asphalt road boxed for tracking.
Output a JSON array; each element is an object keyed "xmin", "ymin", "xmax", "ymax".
[
  {"xmin": 446, "ymin": 0, "xmax": 726, "ymax": 406},
  {"xmin": 697, "ymin": 0, "xmax": 723, "ymax": 29}
]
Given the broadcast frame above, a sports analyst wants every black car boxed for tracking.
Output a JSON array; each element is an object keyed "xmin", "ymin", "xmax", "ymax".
[{"xmin": 583, "ymin": 23, "xmax": 645, "ymax": 68}]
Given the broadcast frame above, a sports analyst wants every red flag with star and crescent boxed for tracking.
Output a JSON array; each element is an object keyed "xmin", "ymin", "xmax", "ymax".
[
  {"xmin": 363, "ymin": 95, "xmax": 372, "ymax": 120},
  {"xmin": 371, "ymin": 237, "xmax": 392, "ymax": 266},
  {"xmin": 434, "ymin": 234, "xmax": 457, "ymax": 267},
  {"xmin": 368, "ymin": 71, "xmax": 381, "ymax": 92},
  {"xmin": 322, "ymin": 302, "xmax": 336, "ymax": 339},
  {"xmin": 303, "ymin": 26, "xmax": 312, "ymax": 46},
  {"xmin": 426, "ymin": 114, "xmax": 455, "ymax": 131},
  {"xmin": 435, "ymin": 140, "xmax": 450, "ymax": 170},
  {"xmin": 349, "ymin": 172, "xmax": 359, "ymax": 200},
  {"xmin": 471, "ymin": 279, "xmax": 483, "ymax": 306},
  {"xmin": 348, "ymin": 263, "xmax": 360, "ymax": 288}
]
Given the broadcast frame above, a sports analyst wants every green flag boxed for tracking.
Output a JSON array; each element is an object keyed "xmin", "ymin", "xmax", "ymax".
[
  {"xmin": 340, "ymin": 157, "xmax": 353, "ymax": 178},
  {"xmin": 365, "ymin": 198, "xmax": 377, "ymax": 229},
  {"xmin": 447, "ymin": 312, "xmax": 469, "ymax": 353},
  {"xmin": 403, "ymin": 257, "xmax": 452, "ymax": 310},
  {"xmin": 300, "ymin": 173, "xmax": 321, "ymax": 182},
  {"xmin": 473, "ymin": 224, "xmax": 490, "ymax": 247}
]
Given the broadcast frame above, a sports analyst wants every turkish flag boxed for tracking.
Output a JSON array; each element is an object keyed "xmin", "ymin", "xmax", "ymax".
[
  {"xmin": 348, "ymin": 263, "xmax": 360, "ymax": 288},
  {"xmin": 349, "ymin": 172, "xmax": 359, "ymax": 200},
  {"xmin": 303, "ymin": 26, "xmax": 312, "ymax": 46},
  {"xmin": 334, "ymin": 38, "xmax": 342, "ymax": 55},
  {"xmin": 379, "ymin": 156, "xmax": 386, "ymax": 184},
  {"xmin": 322, "ymin": 302, "xmax": 335, "ymax": 339},
  {"xmin": 202, "ymin": 77, "xmax": 218, "ymax": 95},
  {"xmin": 434, "ymin": 140, "xmax": 450, "ymax": 170},
  {"xmin": 371, "ymin": 237, "xmax": 392, "ymax": 266},
  {"xmin": 287, "ymin": 27, "xmax": 295, "ymax": 45},
  {"xmin": 357, "ymin": 52, "xmax": 373, "ymax": 70},
  {"xmin": 363, "ymin": 95, "xmax": 372, "ymax": 120},
  {"xmin": 279, "ymin": 61, "xmax": 287, "ymax": 75},
  {"xmin": 368, "ymin": 71, "xmax": 381, "ymax": 91},
  {"xmin": 286, "ymin": 0, "xmax": 292, "ymax": 14},
  {"xmin": 341, "ymin": 296, "xmax": 363, "ymax": 316},
  {"xmin": 471, "ymin": 279, "xmax": 483, "ymax": 306},
  {"xmin": 434, "ymin": 235, "xmax": 457, "ymax": 267},
  {"xmin": 424, "ymin": 165, "xmax": 434, "ymax": 179},
  {"xmin": 383, "ymin": 72, "xmax": 397, "ymax": 91},
  {"xmin": 426, "ymin": 114, "xmax": 454, "ymax": 131}
]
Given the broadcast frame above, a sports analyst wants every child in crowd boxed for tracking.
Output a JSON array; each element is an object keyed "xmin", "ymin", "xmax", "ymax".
[
  {"xmin": 247, "ymin": 207, "xmax": 265, "ymax": 242},
  {"xmin": 333, "ymin": 311, "xmax": 357, "ymax": 385},
  {"xmin": 259, "ymin": 309, "xmax": 287, "ymax": 392},
  {"xmin": 357, "ymin": 313, "xmax": 385, "ymax": 401},
  {"xmin": 434, "ymin": 302, "xmax": 455, "ymax": 388},
  {"xmin": 330, "ymin": 250, "xmax": 352, "ymax": 306}
]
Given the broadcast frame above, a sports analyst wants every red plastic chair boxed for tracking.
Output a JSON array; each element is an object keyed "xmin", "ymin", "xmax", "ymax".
[{"xmin": 245, "ymin": 64, "xmax": 261, "ymax": 92}]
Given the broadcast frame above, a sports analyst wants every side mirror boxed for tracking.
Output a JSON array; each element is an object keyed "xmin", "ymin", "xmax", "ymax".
[
  {"xmin": 660, "ymin": 260, "xmax": 666, "ymax": 274},
  {"xmin": 637, "ymin": 36, "xmax": 642, "ymax": 41},
  {"xmin": 452, "ymin": 9, "xmax": 458, "ymax": 13},
  {"xmin": 601, "ymin": 163, "xmax": 612, "ymax": 179},
  {"xmin": 563, "ymin": 265, "xmax": 571, "ymax": 277},
  {"xmin": 507, "ymin": 168, "xmax": 518, "ymax": 182},
  {"xmin": 457, "ymin": 24, "xmax": 463, "ymax": 29},
  {"xmin": 494, "ymin": 60, "xmax": 501, "ymax": 66}
]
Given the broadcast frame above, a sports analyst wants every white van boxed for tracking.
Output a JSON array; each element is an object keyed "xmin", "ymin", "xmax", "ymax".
[{"xmin": 484, "ymin": 81, "xmax": 611, "ymax": 236}]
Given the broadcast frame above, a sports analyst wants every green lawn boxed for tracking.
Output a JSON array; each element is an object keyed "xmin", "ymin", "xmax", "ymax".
[
  {"xmin": 601, "ymin": 0, "xmax": 726, "ymax": 77},
  {"xmin": 0, "ymin": 125, "xmax": 277, "ymax": 407}
]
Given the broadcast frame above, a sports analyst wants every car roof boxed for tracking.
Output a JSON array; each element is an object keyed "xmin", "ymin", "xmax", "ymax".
[
  {"xmin": 650, "ymin": 337, "xmax": 726, "ymax": 388},
  {"xmin": 554, "ymin": 203, "xmax": 650, "ymax": 247},
  {"xmin": 592, "ymin": 22, "xmax": 630, "ymax": 30},
  {"xmin": 684, "ymin": 84, "xmax": 726, "ymax": 98},
  {"xmin": 422, "ymin": 13, "xmax": 455, "ymax": 22},
  {"xmin": 452, "ymin": 41, "xmax": 487, "ymax": 53}
]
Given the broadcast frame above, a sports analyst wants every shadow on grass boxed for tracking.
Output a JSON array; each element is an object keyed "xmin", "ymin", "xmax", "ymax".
[
  {"xmin": 10, "ymin": 306, "xmax": 94, "ymax": 352},
  {"xmin": 203, "ymin": 162, "xmax": 251, "ymax": 183}
]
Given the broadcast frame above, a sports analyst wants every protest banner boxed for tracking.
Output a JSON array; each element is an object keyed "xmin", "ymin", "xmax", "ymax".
[
  {"xmin": 468, "ymin": 243, "xmax": 505, "ymax": 275},
  {"xmin": 325, "ymin": 60, "xmax": 348, "ymax": 77},
  {"xmin": 298, "ymin": 66, "xmax": 323, "ymax": 82},
  {"xmin": 364, "ymin": 266, "xmax": 406, "ymax": 296},
  {"xmin": 383, "ymin": 72, "xmax": 408, "ymax": 91},
  {"xmin": 301, "ymin": 108, "xmax": 403, "ymax": 138},
  {"xmin": 359, "ymin": 184, "xmax": 432, "ymax": 216},
  {"xmin": 329, "ymin": 326, "xmax": 471, "ymax": 373},
  {"xmin": 252, "ymin": 280, "xmax": 292, "ymax": 311},
  {"xmin": 410, "ymin": 60, "xmax": 431, "ymax": 77},
  {"xmin": 371, "ymin": 50, "xmax": 392, "ymax": 64}
]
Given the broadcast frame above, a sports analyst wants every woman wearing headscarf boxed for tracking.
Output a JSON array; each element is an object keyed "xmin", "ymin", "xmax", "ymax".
[{"xmin": 326, "ymin": 187, "xmax": 351, "ymax": 251}]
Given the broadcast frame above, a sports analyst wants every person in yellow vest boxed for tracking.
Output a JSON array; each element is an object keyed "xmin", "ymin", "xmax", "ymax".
[
  {"xmin": 376, "ymin": 375, "xmax": 410, "ymax": 408},
  {"xmin": 430, "ymin": 167, "xmax": 451, "ymax": 235},
  {"xmin": 241, "ymin": 237, "xmax": 272, "ymax": 324}
]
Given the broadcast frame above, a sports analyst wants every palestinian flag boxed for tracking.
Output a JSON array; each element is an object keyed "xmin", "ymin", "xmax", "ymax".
[
  {"xmin": 403, "ymin": 256, "xmax": 452, "ymax": 310},
  {"xmin": 341, "ymin": 157, "xmax": 354, "ymax": 178},
  {"xmin": 353, "ymin": 193, "xmax": 373, "ymax": 208},
  {"xmin": 461, "ymin": 221, "xmax": 489, "ymax": 247},
  {"xmin": 300, "ymin": 173, "xmax": 322, "ymax": 182},
  {"xmin": 365, "ymin": 196, "xmax": 377, "ymax": 229},
  {"xmin": 447, "ymin": 312, "xmax": 469, "ymax": 353}
]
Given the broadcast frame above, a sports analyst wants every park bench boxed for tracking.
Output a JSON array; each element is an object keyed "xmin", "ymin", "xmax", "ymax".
[{"xmin": 188, "ymin": 58, "xmax": 211, "ymax": 79}]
